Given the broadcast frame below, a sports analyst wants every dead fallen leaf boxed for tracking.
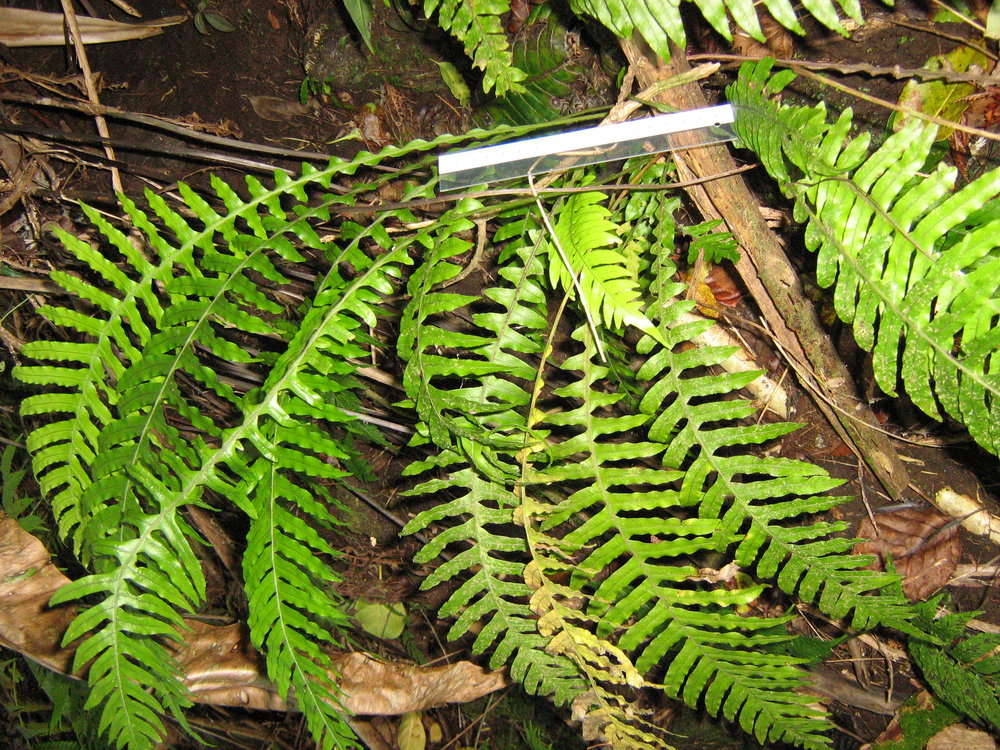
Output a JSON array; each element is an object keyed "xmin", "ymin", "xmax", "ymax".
[
  {"xmin": 854, "ymin": 507, "xmax": 961, "ymax": 600},
  {"xmin": 0, "ymin": 8, "xmax": 183, "ymax": 46},
  {"xmin": 247, "ymin": 95, "xmax": 313, "ymax": 122},
  {"xmin": 933, "ymin": 488, "xmax": 1000, "ymax": 546},
  {"xmin": 731, "ymin": 11, "xmax": 794, "ymax": 59},
  {"xmin": 0, "ymin": 517, "xmax": 506, "ymax": 715},
  {"xmin": 927, "ymin": 724, "xmax": 998, "ymax": 750}
]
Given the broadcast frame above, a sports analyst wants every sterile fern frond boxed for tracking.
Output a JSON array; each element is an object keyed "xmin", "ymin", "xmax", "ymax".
[
  {"xmin": 729, "ymin": 59, "xmax": 1000, "ymax": 456},
  {"xmin": 421, "ymin": 0, "xmax": 526, "ymax": 96},
  {"xmin": 399, "ymin": 204, "xmax": 547, "ymax": 470},
  {"xmin": 403, "ymin": 461, "xmax": 587, "ymax": 704},
  {"xmin": 400, "ymin": 219, "xmax": 589, "ymax": 703},
  {"xmin": 17, "ymin": 128, "xmax": 492, "ymax": 748},
  {"xmin": 399, "ymin": 164, "xmax": 918, "ymax": 748},
  {"xmin": 245, "ymin": 462, "xmax": 357, "ymax": 750},
  {"xmin": 519, "ymin": 316, "xmax": 832, "ymax": 749},
  {"xmin": 484, "ymin": 11, "xmax": 578, "ymax": 125},
  {"xmin": 543, "ymin": 191, "xmax": 665, "ymax": 347},
  {"xmin": 566, "ymin": 0, "xmax": 863, "ymax": 61}
]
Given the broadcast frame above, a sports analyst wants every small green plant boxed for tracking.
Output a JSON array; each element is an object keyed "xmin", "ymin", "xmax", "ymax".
[
  {"xmin": 1, "ymin": 444, "xmax": 45, "ymax": 536},
  {"xmin": 908, "ymin": 596, "xmax": 1000, "ymax": 732},
  {"xmin": 299, "ymin": 74, "xmax": 335, "ymax": 104},
  {"xmin": 192, "ymin": 1, "xmax": 235, "ymax": 35}
]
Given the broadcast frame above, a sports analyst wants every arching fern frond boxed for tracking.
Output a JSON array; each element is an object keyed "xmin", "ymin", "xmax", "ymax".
[
  {"xmin": 403, "ymin": 461, "xmax": 586, "ymax": 703},
  {"xmin": 542, "ymin": 191, "xmax": 665, "ymax": 348},
  {"xmin": 401, "ymin": 234, "xmax": 586, "ymax": 704},
  {"xmin": 566, "ymin": 0, "xmax": 863, "ymax": 60},
  {"xmin": 729, "ymin": 59, "xmax": 1000, "ymax": 456},
  {"xmin": 16, "ymin": 128, "xmax": 503, "ymax": 749},
  {"xmin": 518, "ymin": 313, "xmax": 836, "ymax": 749}
]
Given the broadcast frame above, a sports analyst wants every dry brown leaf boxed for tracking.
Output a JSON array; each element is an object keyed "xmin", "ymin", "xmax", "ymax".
[
  {"xmin": 0, "ymin": 8, "xmax": 184, "ymax": 47},
  {"xmin": 337, "ymin": 652, "xmax": 506, "ymax": 714},
  {"xmin": 933, "ymin": 488, "xmax": 1000, "ymax": 546},
  {"xmin": 731, "ymin": 11, "xmax": 794, "ymax": 59},
  {"xmin": 0, "ymin": 517, "xmax": 506, "ymax": 715},
  {"xmin": 926, "ymin": 724, "xmax": 998, "ymax": 750},
  {"xmin": 854, "ymin": 507, "xmax": 961, "ymax": 600},
  {"xmin": 246, "ymin": 95, "xmax": 313, "ymax": 122}
]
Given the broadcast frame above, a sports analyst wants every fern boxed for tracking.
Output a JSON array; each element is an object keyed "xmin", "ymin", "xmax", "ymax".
[
  {"xmin": 400, "ymin": 224, "xmax": 587, "ymax": 703},
  {"xmin": 15, "ymin": 129, "xmax": 524, "ymax": 749},
  {"xmin": 908, "ymin": 597, "xmax": 1000, "ymax": 732},
  {"xmin": 421, "ymin": 0, "xmax": 526, "ymax": 96},
  {"xmin": 729, "ymin": 59, "xmax": 1000, "ymax": 456},
  {"xmin": 400, "ymin": 168, "xmax": 920, "ymax": 749},
  {"xmin": 566, "ymin": 0, "xmax": 863, "ymax": 60},
  {"xmin": 15, "ymin": 61, "xmax": 966, "ymax": 750},
  {"xmin": 483, "ymin": 10, "xmax": 580, "ymax": 125}
]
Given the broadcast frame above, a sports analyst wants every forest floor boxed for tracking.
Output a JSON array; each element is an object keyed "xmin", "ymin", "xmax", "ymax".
[{"xmin": 1, "ymin": 0, "xmax": 999, "ymax": 749}]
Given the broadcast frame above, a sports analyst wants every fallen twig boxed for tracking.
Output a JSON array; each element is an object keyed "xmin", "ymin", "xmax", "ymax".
[
  {"xmin": 932, "ymin": 487, "xmax": 1000, "ymax": 547},
  {"xmin": 688, "ymin": 53, "xmax": 1000, "ymax": 84},
  {"xmin": 58, "ymin": 0, "xmax": 122, "ymax": 194}
]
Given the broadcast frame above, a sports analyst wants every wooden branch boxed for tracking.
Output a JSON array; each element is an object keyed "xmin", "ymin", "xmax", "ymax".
[{"xmin": 620, "ymin": 37, "xmax": 909, "ymax": 499}]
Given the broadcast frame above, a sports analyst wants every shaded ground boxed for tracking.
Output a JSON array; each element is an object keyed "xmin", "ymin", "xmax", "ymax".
[{"xmin": 1, "ymin": 0, "xmax": 999, "ymax": 748}]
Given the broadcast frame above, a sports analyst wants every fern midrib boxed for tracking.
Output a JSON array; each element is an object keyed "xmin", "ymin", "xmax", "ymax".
[
  {"xmin": 74, "ymin": 164, "xmax": 347, "ymax": 558},
  {"xmin": 160, "ymin": 221, "xmax": 400, "ymax": 514},
  {"xmin": 257, "ymin": 457, "xmax": 345, "ymax": 741}
]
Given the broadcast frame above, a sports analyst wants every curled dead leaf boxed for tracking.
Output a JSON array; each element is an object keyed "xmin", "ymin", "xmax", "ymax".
[
  {"xmin": 926, "ymin": 724, "xmax": 997, "ymax": 750},
  {"xmin": 0, "ymin": 517, "xmax": 506, "ymax": 716},
  {"xmin": 854, "ymin": 507, "xmax": 962, "ymax": 600},
  {"xmin": 0, "ymin": 8, "xmax": 183, "ymax": 46}
]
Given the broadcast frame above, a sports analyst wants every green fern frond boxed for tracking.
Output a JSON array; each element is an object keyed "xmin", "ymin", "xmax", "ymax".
[
  {"xmin": 422, "ymin": 0, "xmax": 526, "ymax": 96},
  {"xmin": 729, "ymin": 59, "xmax": 1000, "ymax": 456},
  {"xmin": 399, "ymin": 204, "xmax": 547, "ymax": 469},
  {"xmin": 402, "ymin": 462, "xmax": 587, "ymax": 704},
  {"xmin": 543, "ymin": 191, "xmax": 665, "ymax": 347},
  {"xmin": 484, "ymin": 11, "xmax": 579, "ymax": 125},
  {"xmin": 245, "ymin": 461, "xmax": 357, "ymax": 750},
  {"xmin": 400, "ymin": 221, "xmax": 588, "ymax": 702},
  {"xmin": 518, "ymin": 316, "xmax": 833, "ymax": 749},
  {"xmin": 399, "ymin": 164, "xmax": 912, "ymax": 748},
  {"xmin": 908, "ymin": 598, "xmax": 1000, "ymax": 732},
  {"xmin": 16, "ymin": 130, "xmax": 482, "ymax": 747},
  {"xmin": 567, "ymin": 0, "xmax": 863, "ymax": 60}
]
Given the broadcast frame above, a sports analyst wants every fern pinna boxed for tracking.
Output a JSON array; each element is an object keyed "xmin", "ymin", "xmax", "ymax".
[{"xmin": 728, "ymin": 59, "xmax": 1000, "ymax": 457}]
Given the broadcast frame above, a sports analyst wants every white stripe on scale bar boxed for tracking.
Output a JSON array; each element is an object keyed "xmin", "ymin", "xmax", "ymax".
[{"xmin": 438, "ymin": 104, "xmax": 736, "ymax": 177}]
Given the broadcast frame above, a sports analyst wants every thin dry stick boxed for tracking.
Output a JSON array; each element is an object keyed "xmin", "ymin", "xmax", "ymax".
[
  {"xmin": 687, "ymin": 52, "xmax": 1000, "ymax": 79},
  {"xmin": 926, "ymin": 0, "xmax": 986, "ymax": 33},
  {"xmin": 791, "ymin": 65, "xmax": 1000, "ymax": 144},
  {"xmin": 58, "ymin": 0, "xmax": 122, "ymax": 194},
  {"xmin": 106, "ymin": 0, "xmax": 141, "ymax": 16}
]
